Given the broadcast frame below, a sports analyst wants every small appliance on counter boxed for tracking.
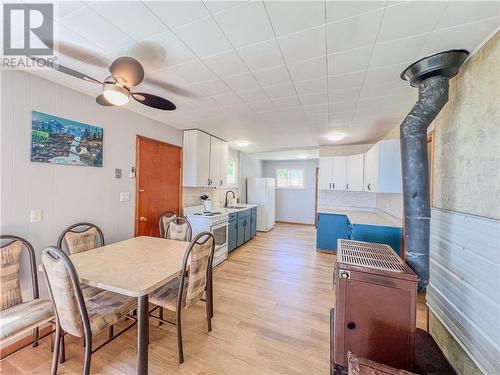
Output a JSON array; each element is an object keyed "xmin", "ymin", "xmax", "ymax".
[
  {"xmin": 184, "ymin": 205, "xmax": 228, "ymax": 267},
  {"xmin": 247, "ymin": 177, "xmax": 275, "ymax": 232},
  {"xmin": 200, "ymin": 195, "xmax": 212, "ymax": 211}
]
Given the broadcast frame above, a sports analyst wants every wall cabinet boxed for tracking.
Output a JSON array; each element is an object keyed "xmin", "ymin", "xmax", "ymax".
[
  {"xmin": 363, "ymin": 140, "xmax": 402, "ymax": 193},
  {"xmin": 319, "ymin": 155, "xmax": 363, "ymax": 191},
  {"xmin": 183, "ymin": 130, "xmax": 228, "ymax": 188}
]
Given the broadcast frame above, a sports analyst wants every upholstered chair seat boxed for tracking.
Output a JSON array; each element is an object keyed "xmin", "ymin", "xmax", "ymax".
[
  {"xmin": 0, "ymin": 299, "xmax": 54, "ymax": 344},
  {"xmin": 149, "ymin": 277, "xmax": 187, "ymax": 311},
  {"xmin": 85, "ymin": 291, "xmax": 137, "ymax": 335}
]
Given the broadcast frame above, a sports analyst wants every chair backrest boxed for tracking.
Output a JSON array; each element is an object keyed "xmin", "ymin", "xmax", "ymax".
[
  {"xmin": 178, "ymin": 232, "xmax": 215, "ymax": 309},
  {"xmin": 166, "ymin": 217, "xmax": 192, "ymax": 242},
  {"xmin": 41, "ymin": 246, "xmax": 90, "ymax": 338},
  {"xmin": 57, "ymin": 222, "xmax": 105, "ymax": 255},
  {"xmin": 0, "ymin": 235, "xmax": 38, "ymax": 310},
  {"xmin": 159, "ymin": 211, "xmax": 177, "ymax": 238}
]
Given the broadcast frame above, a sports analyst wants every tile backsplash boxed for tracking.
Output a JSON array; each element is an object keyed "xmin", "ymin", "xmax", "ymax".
[
  {"xmin": 319, "ymin": 190, "xmax": 377, "ymax": 208},
  {"xmin": 182, "ymin": 187, "xmax": 240, "ymax": 210}
]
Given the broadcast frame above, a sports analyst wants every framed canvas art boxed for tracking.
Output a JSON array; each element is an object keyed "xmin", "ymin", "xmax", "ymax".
[{"xmin": 31, "ymin": 111, "xmax": 103, "ymax": 167}]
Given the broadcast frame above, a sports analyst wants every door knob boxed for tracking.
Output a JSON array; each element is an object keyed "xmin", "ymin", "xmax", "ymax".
[{"xmin": 139, "ymin": 216, "xmax": 147, "ymax": 222}]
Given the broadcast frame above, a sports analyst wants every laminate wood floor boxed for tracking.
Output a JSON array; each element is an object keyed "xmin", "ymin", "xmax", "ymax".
[{"xmin": 3, "ymin": 223, "xmax": 427, "ymax": 374}]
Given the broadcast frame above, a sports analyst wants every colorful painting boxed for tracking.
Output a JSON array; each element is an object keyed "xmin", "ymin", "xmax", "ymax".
[{"xmin": 31, "ymin": 111, "xmax": 103, "ymax": 167}]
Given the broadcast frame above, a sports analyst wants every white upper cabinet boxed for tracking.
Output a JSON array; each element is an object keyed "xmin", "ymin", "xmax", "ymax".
[
  {"xmin": 219, "ymin": 141, "xmax": 228, "ymax": 187},
  {"xmin": 209, "ymin": 137, "xmax": 221, "ymax": 187},
  {"xmin": 183, "ymin": 130, "xmax": 210, "ymax": 187},
  {"xmin": 363, "ymin": 140, "xmax": 402, "ymax": 193},
  {"xmin": 319, "ymin": 157, "xmax": 333, "ymax": 190},
  {"xmin": 346, "ymin": 154, "xmax": 364, "ymax": 191},
  {"xmin": 183, "ymin": 130, "xmax": 228, "ymax": 188},
  {"xmin": 332, "ymin": 156, "xmax": 347, "ymax": 190}
]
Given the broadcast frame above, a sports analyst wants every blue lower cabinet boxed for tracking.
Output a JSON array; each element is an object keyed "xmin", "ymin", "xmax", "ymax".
[
  {"xmin": 237, "ymin": 217, "xmax": 245, "ymax": 247},
  {"xmin": 250, "ymin": 208, "xmax": 257, "ymax": 238},
  {"xmin": 316, "ymin": 213, "xmax": 350, "ymax": 252},
  {"xmin": 352, "ymin": 224, "xmax": 402, "ymax": 256},
  {"xmin": 228, "ymin": 219, "xmax": 237, "ymax": 252},
  {"xmin": 237, "ymin": 209, "xmax": 251, "ymax": 247}
]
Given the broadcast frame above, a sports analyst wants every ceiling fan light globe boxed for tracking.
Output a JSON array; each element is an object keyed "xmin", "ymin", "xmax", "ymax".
[{"xmin": 102, "ymin": 82, "xmax": 130, "ymax": 106}]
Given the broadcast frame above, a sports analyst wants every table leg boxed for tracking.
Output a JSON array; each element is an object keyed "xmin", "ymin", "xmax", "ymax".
[{"xmin": 137, "ymin": 295, "xmax": 149, "ymax": 375}]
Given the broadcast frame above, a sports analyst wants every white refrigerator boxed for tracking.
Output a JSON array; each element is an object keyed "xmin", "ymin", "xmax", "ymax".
[{"xmin": 247, "ymin": 177, "xmax": 275, "ymax": 232}]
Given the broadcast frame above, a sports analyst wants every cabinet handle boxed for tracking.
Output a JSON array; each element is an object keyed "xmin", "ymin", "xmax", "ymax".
[
  {"xmin": 346, "ymin": 183, "xmax": 349, "ymax": 190},
  {"xmin": 220, "ymin": 180, "xmax": 222, "ymax": 186},
  {"xmin": 329, "ymin": 182, "xmax": 332, "ymax": 189},
  {"xmin": 332, "ymin": 182, "xmax": 335, "ymax": 190},
  {"xmin": 367, "ymin": 183, "xmax": 371, "ymax": 191}
]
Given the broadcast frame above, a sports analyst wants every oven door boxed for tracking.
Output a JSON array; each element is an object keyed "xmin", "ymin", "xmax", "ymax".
[{"xmin": 211, "ymin": 221, "xmax": 228, "ymax": 250}]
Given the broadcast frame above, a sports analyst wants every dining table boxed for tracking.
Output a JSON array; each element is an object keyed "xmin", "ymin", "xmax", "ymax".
[{"xmin": 69, "ymin": 236, "xmax": 190, "ymax": 375}]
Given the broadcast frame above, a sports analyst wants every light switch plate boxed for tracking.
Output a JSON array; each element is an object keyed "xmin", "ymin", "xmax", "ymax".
[
  {"xmin": 30, "ymin": 209, "xmax": 42, "ymax": 223},
  {"xmin": 119, "ymin": 192, "xmax": 130, "ymax": 202}
]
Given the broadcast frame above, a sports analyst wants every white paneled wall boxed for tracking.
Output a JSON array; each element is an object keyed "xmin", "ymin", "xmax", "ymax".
[
  {"xmin": 428, "ymin": 208, "xmax": 500, "ymax": 374},
  {"xmin": 1, "ymin": 71, "xmax": 182, "ymax": 297}
]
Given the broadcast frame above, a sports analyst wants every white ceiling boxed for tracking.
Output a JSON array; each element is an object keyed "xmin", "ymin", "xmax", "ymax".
[
  {"xmin": 251, "ymin": 148, "xmax": 319, "ymax": 161},
  {"xmin": 21, "ymin": 1, "xmax": 500, "ymax": 153}
]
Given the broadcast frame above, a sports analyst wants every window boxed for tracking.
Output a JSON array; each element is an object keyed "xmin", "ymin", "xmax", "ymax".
[
  {"xmin": 227, "ymin": 159, "xmax": 237, "ymax": 185},
  {"xmin": 276, "ymin": 167, "xmax": 304, "ymax": 189}
]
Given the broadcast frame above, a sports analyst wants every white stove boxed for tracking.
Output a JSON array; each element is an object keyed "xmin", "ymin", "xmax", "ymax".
[{"xmin": 184, "ymin": 206, "xmax": 229, "ymax": 267}]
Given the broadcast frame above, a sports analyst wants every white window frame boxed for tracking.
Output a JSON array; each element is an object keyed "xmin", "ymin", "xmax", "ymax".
[
  {"xmin": 275, "ymin": 166, "xmax": 306, "ymax": 190},
  {"xmin": 226, "ymin": 156, "xmax": 238, "ymax": 188}
]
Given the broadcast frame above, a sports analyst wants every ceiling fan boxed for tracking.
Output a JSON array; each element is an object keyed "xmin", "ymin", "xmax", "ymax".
[{"xmin": 30, "ymin": 56, "xmax": 176, "ymax": 110}]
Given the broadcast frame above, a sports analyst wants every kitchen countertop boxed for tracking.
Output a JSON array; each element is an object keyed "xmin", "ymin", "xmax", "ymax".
[
  {"xmin": 219, "ymin": 204, "xmax": 257, "ymax": 213},
  {"xmin": 317, "ymin": 206, "xmax": 402, "ymax": 228}
]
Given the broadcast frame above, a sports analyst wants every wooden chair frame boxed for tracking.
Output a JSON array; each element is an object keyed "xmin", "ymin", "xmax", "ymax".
[
  {"xmin": 41, "ymin": 246, "xmax": 136, "ymax": 375},
  {"xmin": 149, "ymin": 232, "xmax": 215, "ymax": 363}
]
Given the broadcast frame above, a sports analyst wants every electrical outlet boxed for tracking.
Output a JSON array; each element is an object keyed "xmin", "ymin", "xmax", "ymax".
[
  {"xmin": 119, "ymin": 192, "xmax": 130, "ymax": 202},
  {"xmin": 30, "ymin": 209, "xmax": 42, "ymax": 223}
]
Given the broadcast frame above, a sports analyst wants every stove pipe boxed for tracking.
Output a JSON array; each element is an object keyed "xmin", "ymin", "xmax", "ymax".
[{"xmin": 400, "ymin": 50, "xmax": 469, "ymax": 291}]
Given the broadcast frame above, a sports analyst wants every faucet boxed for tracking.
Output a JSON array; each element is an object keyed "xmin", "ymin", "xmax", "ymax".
[{"xmin": 224, "ymin": 190, "xmax": 236, "ymax": 208}]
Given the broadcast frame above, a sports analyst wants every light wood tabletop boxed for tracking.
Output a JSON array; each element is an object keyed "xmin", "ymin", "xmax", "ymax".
[{"xmin": 70, "ymin": 236, "xmax": 189, "ymax": 297}]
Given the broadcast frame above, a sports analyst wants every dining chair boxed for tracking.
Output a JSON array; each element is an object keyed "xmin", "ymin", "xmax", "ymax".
[
  {"xmin": 158, "ymin": 211, "xmax": 177, "ymax": 238},
  {"xmin": 41, "ymin": 246, "xmax": 137, "ymax": 375},
  {"xmin": 0, "ymin": 235, "xmax": 55, "ymax": 359},
  {"xmin": 57, "ymin": 223, "xmax": 105, "ymax": 299},
  {"xmin": 165, "ymin": 217, "xmax": 192, "ymax": 242},
  {"xmin": 148, "ymin": 232, "xmax": 215, "ymax": 364}
]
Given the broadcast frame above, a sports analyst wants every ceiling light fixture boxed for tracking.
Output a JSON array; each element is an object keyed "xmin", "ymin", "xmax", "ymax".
[
  {"xmin": 236, "ymin": 141, "xmax": 250, "ymax": 147},
  {"xmin": 102, "ymin": 79, "xmax": 130, "ymax": 106},
  {"xmin": 327, "ymin": 132, "xmax": 345, "ymax": 142}
]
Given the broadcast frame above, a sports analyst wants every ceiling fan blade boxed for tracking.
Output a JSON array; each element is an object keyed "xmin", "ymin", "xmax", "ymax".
[
  {"xmin": 29, "ymin": 56, "xmax": 101, "ymax": 84},
  {"xmin": 110, "ymin": 57, "xmax": 144, "ymax": 87},
  {"xmin": 96, "ymin": 94, "xmax": 115, "ymax": 106},
  {"xmin": 132, "ymin": 92, "xmax": 176, "ymax": 111},
  {"xmin": 144, "ymin": 77, "xmax": 198, "ymax": 98}
]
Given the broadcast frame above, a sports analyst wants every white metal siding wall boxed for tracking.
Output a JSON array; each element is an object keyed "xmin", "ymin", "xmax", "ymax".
[{"xmin": 428, "ymin": 208, "xmax": 500, "ymax": 374}]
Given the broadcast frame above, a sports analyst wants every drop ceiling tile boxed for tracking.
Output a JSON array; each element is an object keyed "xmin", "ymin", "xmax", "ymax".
[
  {"xmin": 170, "ymin": 60, "xmax": 217, "ymax": 83},
  {"xmin": 278, "ymin": 26, "xmax": 326, "ymax": 63},
  {"xmin": 377, "ymin": 1, "xmax": 448, "ymax": 42},
  {"xmin": 86, "ymin": 1, "xmax": 167, "ymax": 41},
  {"xmin": 210, "ymin": 92, "xmax": 245, "ymax": 106},
  {"xmin": 327, "ymin": 46, "xmax": 372, "ymax": 75},
  {"xmin": 328, "ymin": 71, "xmax": 366, "ymax": 90},
  {"xmin": 263, "ymin": 82, "xmax": 297, "ymax": 98},
  {"xmin": 236, "ymin": 39, "xmax": 285, "ymax": 70},
  {"xmin": 271, "ymin": 95, "xmax": 301, "ymax": 109},
  {"xmin": 418, "ymin": 18, "xmax": 500, "ymax": 58},
  {"xmin": 237, "ymin": 88, "xmax": 270, "ymax": 102},
  {"xmin": 265, "ymin": 1, "xmax": 325, "ymax": 36},
  {"xmin": 60, "ymin": 6, "xmax": 134, "ymax": 50},
  {"xmin": 194, "ymin": 79, "xmax": 232, "ymax": 96},
  {"xmin": 252, "ymin": 65, "xmax": 291, "ymax": 87},
  {"xmin": 288, "ymin": 56, "xmax": 327, "ymax": 82},
  {"xmin": 56, "ymin": 1, "xmax": 87, "ymax": 19},
  {"xmin": 329, "ymin": 87, "xmax": 360, "ymax": 102},
  {"xmin": 223, "ymin": 72, "xmax": 260, "ymax": 91},
  {"xmin": 204, "ymin": 1, "xmax": 247, "ymax": 14},
  {"xmin": 214, "ymin": 1, "xmax": 274, "ymax": 47},
  {"xmin": 435, "ymin": 1, "xmax": 500, "ymax": 30},
  {"xmin": 370, "ymin": 34, "xmax": 426, "ymax": 68},
  {"xmin": 360, "ymin": 80, "xmax": 413, "ymax": 99},
  {"xmin": 139, "ymin": 30, "xmax": 196, "ymax": 67},
  {"xmin": 300, "ymin": 93, "xmax": 329, "ymax": 106},
  {"xmin": 174, "ymin": 17, "xmax": 232, "ymax": 57},
  {"xmin": 329, "ymin": 100, "xmax": 358, "ymax": 115},
  {"xmin": 363, "ymin": 62, "xmax": 409, "ymax": 87},
  {"xmin": 144, "ymin": 1, "xmax": 210, "ymax": 28},
  {"xmin": 305, "ymin": 112, "xmax": 329, "ymax": 126},
  {"xmin": 303, "ymin": 102, "xmax": 329, "ymax": 113},
  {"xmin": 247, "ymin": 100, "xmax": 276, "ymax": 112},
  {"xmin": 202, "ymin": 50, "xmax": 248, "ymax": 77},
  {"xmin": 326, "ymin": 9, "xmax": 384, "ymax": 53},
  {"xmin": 326, "ymin": 1, "xmax": 387, "ymax": 22},
  {"xmin": 55, "ymin": 24, "xmax": 106, "ymax": 58},
  {"xmin": 147, "ymin": 67, "xmax": 193, "ymax": 89},
  {"xmin": 295, "ymin": 77, "xmax": 328, "ymax": 95}
]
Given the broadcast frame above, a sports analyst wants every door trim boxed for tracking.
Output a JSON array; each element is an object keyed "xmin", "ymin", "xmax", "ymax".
[{"xmin": 135, "ymin": 135, "xmax": 183, "ymax": 237}]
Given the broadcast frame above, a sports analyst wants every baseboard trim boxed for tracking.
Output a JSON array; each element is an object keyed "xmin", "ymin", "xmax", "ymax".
[
  {"xmin": 316, "ymin": 249, "xmax": 337, "ymax": 255},
  {"xmin": 0, "ymin": 325, "xmax": 53, "ymax": 359},
  {"xmin": 276, "ymin": 221, "xmax": 315, "ymax": 226}
]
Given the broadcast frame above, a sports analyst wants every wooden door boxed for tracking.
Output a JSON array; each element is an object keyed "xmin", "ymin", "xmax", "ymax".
[{"xmin": 135, "ymin": 136, "xmax": 182, "ymax": 237}]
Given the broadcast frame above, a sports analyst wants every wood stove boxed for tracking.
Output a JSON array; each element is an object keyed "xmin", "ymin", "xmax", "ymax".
[{"xmin": 332, "ymin": 239, "xmax": 417, "ymax": 373}]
